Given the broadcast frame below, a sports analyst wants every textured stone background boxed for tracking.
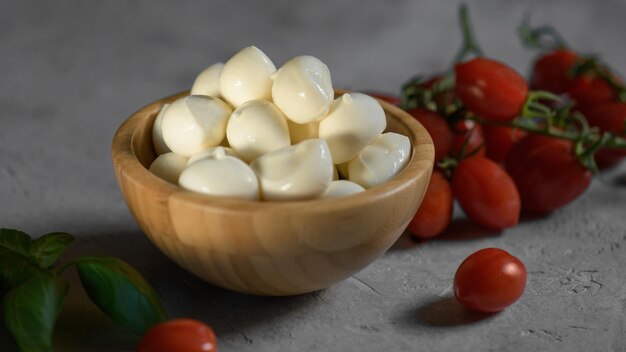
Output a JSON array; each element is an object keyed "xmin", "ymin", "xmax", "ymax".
[{"xmin": 1, "ymin": 0, "xmax": 625, "ymax": 351}]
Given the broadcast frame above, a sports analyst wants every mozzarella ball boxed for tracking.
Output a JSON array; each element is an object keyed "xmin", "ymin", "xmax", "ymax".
[
  {"xmin": 187, "ymin": 146, "xmax": 241, "ymax": 165},
  {"xmin": 149, "ymin": 152, "xmax": 188, "ymax": 184},
  {"xmin": 272, "ymin": 55, "xmax": 333, "ymax": 124},
  {"xmin": 179, "ymin": 149, "xmax": 259, "ymax": 200},
  {"xmin": 319, "ymin": 180, "xmax": 365, "ymax": 199},
  {"xmin": 318, "ymin": 93, "xmax": 387, "ymax": 164},
  {"xmin": 152, "ymin": 103, "xmax": 171, "ymax": 155},
  {"xmin": 226, "ymin": 100, "xmax": 290, "ymax": 162},
  {"xmin": 191, "ymin": 62, "xmax": 223, "ymax": 97},
  {"xmin": 219, "ymin": 46, "xmax": 276, "ymax": 107},
  {"xmin": 348, "ymin": 132, "xmax": 411, "ymax": 188},
  {"xmin": 250, "ymin": 139, "xmax": 333, "ymax": 201},
  {"xmin": 288, "ymin": 119, "xmax": 319, "ymax": 144},
  {"xmin": 161, "ymin": 95, "xmax": 232, "ymax": 157}
]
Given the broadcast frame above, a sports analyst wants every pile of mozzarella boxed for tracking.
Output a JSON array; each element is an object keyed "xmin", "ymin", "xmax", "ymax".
[{"xmin": 150, "ymin": 46, "xmax": 411, "ymax": 201}]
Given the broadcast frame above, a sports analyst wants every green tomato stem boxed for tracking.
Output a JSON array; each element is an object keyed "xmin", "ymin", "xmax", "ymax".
[{"xmin": 453, "ymin": 4, "xmax": 484, "ymax": 64}]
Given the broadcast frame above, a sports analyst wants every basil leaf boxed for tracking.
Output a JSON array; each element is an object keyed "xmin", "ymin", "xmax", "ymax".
[
  {"xmin": 76, "ymin": 256, "xmax": 167, "ymax": 334},
  {"xmin": 4, "ymin": 270, "xmax": 68, "ymax": 352},
  {"xmin": 0, "ymin": 228, "xmax": 32, "ymax": 258},
  {"xmin": 28, "ymin": 232, "xmax": 75, "ymax": 268},
  {"xmin": 0, "ymin": 249, "xmax": 37, "ymax": 297}
]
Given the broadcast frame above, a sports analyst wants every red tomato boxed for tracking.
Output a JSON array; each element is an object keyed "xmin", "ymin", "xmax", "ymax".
[
  {"xmin": 568, "ymin": 75, "xmax": 616, "ymax": 111},
  {"xmin": 407, "ymin": 108, "xmax": 454, "ymax": 161},
  {"xmin": 530, "ymin": 49, "xmax": 577, "ymax": 94},
  {"xmin": 451, "ymin": 120, "xmax": 486, "ymax": 158},
  {"xmin": 585, "ymin": 102, "xmax": 626, "ymax": 169},
  {"xmin": 454, "ymin": 248, "xmax": 527, "ymax": 313},
  {"xmin": 137, "ymin": 319, "xmax": 217, "ymax": 352},
  {"xmin": 408, "ymin": 170, "xmax": 453, "ymax": 239},
  {"xmin": 451, "ymin": 156, "xmax": 520, "ymax": 231},
  {"xmin": 483, "ymin": 126, "xmax": 526, "ymax": 164},
  {"xmin": 455, "ymin": 58, "xmax": 529, "ymax": 122},
  {"xmin": 367, "ymin": 92, "xmax": 400, "ymax": 105},
  {"xmin": 506, "ymin": 134, "xmax": 592, "ymax": 213}
]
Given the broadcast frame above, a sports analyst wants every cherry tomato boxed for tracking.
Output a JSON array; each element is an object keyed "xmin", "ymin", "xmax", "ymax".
[
  {"xmin": 568, "ymin": 75, "xmax": 616, "ymax": 111},
  {"xmin": 483, "ymin": 126, "xmax": 526, "ymax": 164},
  {"xmin": 454, "ymin": 248, "xmax": 527, "ymax": 313},
  {"xmin": 505, "ymin": 134, "xmax": 592, "ymax": 213},
  {"xmin": 136, "ymin": 319, "xmax": 217, "ymax": 352},
  {"xmin": 367, "ymin": 92, "xmax": 400, "ymax": 105},
  {"xmin": 530, "ymin": 49, "xmax": 577, "ymax": 94},
  {"xmin": 585, "ymin": 102, "xmax": 626, "ymax": 169},
  {"xmin": 455, "ymin": 58, "xmax": 528, "ymax": 122},
  {"xmin": 451, "ymin": 156, "xmax": 520, "ymax": 231},
  {"xmin": 407, "ymin": 108, "xmax": 454, "ymax": 161},
  {"xmin": 408, "ymin": 170, "xmax": 453, "ymax": 239},
  {"xmin": 451, "ymin": 119, "xmax": 486, "ymax": 158}
]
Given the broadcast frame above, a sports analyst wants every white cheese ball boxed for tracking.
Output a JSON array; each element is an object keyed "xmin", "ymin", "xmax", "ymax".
[
  {"xmin": 226, "ymin": 100, "xmax": 290, "ymax": 162},
  {"xmin": 272, "ymin": 55, "xmax": 333, "ymax": 124},
  {"xmin": 179, "ymin": 149, "xmax": 259, "ymax": 200},
  {"xmin": 161, "ymin": 95, "xmax": 232, "ymax": 157},
  {"xmin": 149, "ymin": 152, "xmax": 188, "ymax": 184},
  {"xmin": 191, "ymin": 62, "xmax": 223, "ymax": 97},
  {"xmin": 250, "ymin": 139, "xmax": 333, "ymax": 201},
  {"xmin": 319, "ymin": 180, "xmax": 365, "ymax": 199},
  {"xmin": 288, "ymin": 119, "xmax": 319, "ymax": 144},
  {"xmin": 187, "ymin": 146, "xmax": 241, "ymax": 165},
  {"xmin": 152, "ymin": 103, "xmax": 171, "ymax": 155},
  {"xmin": 318, "ymin": 93, "xmax": 387, "ymax": 164},
  {"xmin": 219, "ymin": 46, "xmax": 276, "ymax": 107},
  {"xmin": 348, "ymin": 132, "xmax": 411, "ymax": 188}
]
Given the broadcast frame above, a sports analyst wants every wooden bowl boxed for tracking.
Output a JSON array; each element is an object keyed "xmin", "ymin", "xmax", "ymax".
[{"xmin": 112, "ymin": 90, "xmax": 434, "ymax": 296}]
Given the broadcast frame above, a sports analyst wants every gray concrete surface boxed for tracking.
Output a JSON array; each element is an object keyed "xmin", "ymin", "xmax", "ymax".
[{"xmin": 1, "ymin": 0, "xmax": 625, "ymax": 351}]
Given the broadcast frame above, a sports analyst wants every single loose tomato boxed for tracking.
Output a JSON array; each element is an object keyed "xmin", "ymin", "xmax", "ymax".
[
  {"xmin": 368, "ymin": 92, "xmax": 400, "ymax": 105},
  {"xmin": 451, "ymin": 156, "xmax": 520, "ymax": 231},
  {"xmin": 585, "ymin": 102, "xmax": 626, "ymax": 169},
  {"xmin": 530, "ymin": 49, "xmax": 577, "ymax": 94},
  {"xmin": 450, "ymin": 119, "xmax": 486, "ymax": 158},
  {"xmin": 483, "ymin": 125, "xmax": 526, "ymax": 164},
  {"xmin": 407, "ymin": 108, "xmax": 454, "ymax": 161},
  {"xmin": 455, "ymin": 58, "xmax": 528, "ymax": 122},
  {"xmin": 506, "ymin": 134, "xmax": 592, "ymax": 213},
  {"xmin": 454, "ymin": 248, "xmax": 527, "ymax": 313},
  {"xmin": 137, "ymin": 319, "xmax": 217, "ymax": 352},
  {"xmin": 408, "ymin": 170, "xmax": 453, "ymax": 239}
]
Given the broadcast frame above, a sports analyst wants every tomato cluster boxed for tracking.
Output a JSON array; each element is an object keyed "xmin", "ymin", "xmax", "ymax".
[
  {"xmin": 392, "ymin": 52, "xmax": 625, "ymax": 240},
  {"xmin": 530, "ymin": 50, "xmax": 626, "ymax": 169}
]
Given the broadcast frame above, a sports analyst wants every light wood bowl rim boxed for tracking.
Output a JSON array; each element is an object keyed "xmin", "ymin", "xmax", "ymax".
[{"xmin": 112, "ymin": 90, "xmax": 434, "ymax": 212}]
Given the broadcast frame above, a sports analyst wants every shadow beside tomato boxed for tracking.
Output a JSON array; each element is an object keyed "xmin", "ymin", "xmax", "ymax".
[
  {"xmin": 414, "ymin": 297, "xmax": 497, "ymax": 327},
  {"xmin": 431, "ymin": 218, "xmax": 501, "ymax": 242}
]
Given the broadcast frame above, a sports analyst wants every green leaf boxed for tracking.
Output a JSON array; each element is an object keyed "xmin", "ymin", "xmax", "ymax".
[
  {"xmin": 0, "ymin": 249, "xmax": 37, "ymax": 298},
  {"xmin": 28, "ymin": 232, "xmax": 75, "ymax": 269},
  {"xmin": 4, "ymin": 270, "xmax": 69, "ymax": 352},
  {"xmin": 76, "ymin": 256, "xmax": 167, "ymax": 334},
  {"xmin": 0, "ymin": 228, "xmax": 32, "ymax": 258}
]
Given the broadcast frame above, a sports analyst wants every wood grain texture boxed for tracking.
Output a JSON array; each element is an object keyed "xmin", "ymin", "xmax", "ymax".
[{"xmin": 112, "ymin": 90, "xmax": 434, "ymax": 296}]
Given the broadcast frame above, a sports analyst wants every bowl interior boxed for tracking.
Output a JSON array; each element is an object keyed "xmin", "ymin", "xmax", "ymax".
[{"xmin": 131, "ymin": 91, "xmax": 429, "ymax": 201}]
